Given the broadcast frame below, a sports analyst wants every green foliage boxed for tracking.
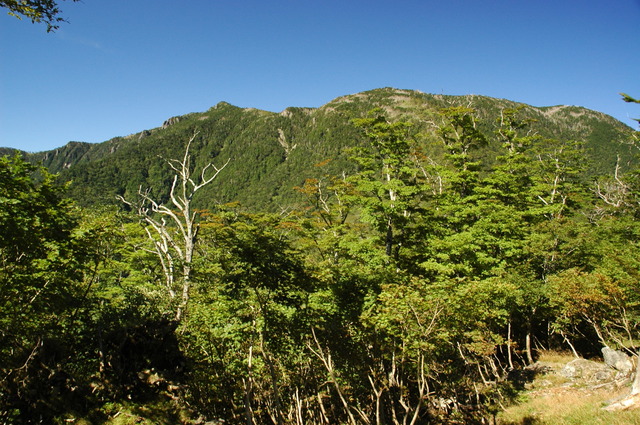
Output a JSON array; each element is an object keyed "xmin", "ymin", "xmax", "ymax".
[
  {"xmin": 1, "ymin": 0, "xmax": 79, "ymax": 32},
  {"xmin": 0, "ymin": 155, "xmax": 85, "ymax": 366},
  {"xmin": 349, "ymin": 109, "xmax": 426, "ymax": 258},
  {"xmin": 620, "ymin": 92, "xmax": 640, "ymax": 128},
  {"xmin": 0, "ymin": 156, "xmax": 101, "ymax": 422},
  {"xmin": 4, "ymin": 94, "xmax": 640, "ymax": 423},
  {"xmin": 11, "ymin": 89, "xmax": 634, "ymax": 215}
]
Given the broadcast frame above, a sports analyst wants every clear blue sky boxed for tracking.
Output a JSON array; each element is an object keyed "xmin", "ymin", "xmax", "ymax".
[{"xmin": 1, "ymin": 0, "xmax": 639, "ymax": 153}]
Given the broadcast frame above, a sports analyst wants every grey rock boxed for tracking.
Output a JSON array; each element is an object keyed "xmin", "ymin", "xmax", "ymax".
[
  {"xmin": 162, "ymin": 116, "xmax": 182, "ymax": 129},
  {"xmin": 561, "ymin": 358, "xmax": 614, "ymax": 382},
  {"xmin": 602, "ymin": 347, "xmax": 633, "ymax": 374},
  {"xmin": 139, "ymin": 130, "xmax": 152, "ymax": 140}
]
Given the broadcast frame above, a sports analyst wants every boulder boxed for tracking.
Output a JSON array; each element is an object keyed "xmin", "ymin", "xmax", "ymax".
[
  {"xmin": 560, "ymin": 358, "xmax": 615, "ymax": 383},
  {"xmin": 602, "ymin": 347, "xmax": 633, "ymax": 375}
]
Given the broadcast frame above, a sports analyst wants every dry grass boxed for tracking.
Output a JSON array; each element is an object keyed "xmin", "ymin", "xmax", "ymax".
[
  {"xmin": 498, "ymin": 351, "xmax": 640, "ymax": 425},
  {"xmin": 498, "ymin": 385, "xmax": 640, "ymax": 424},
  {"xmin": 536, "ymin": 350, "xmax": 576, "ymax": 365}
]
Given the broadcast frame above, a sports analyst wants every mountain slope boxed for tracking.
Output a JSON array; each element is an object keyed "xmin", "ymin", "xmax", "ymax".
[{"xmin": 10, "ymin": 88, "xmax": 636, "ymax": 211}]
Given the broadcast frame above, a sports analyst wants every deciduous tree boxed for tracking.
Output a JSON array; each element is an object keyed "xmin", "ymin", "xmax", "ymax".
[{"xmin": 0, "ymin": 155, "xmax": 96, "ymax": 422}]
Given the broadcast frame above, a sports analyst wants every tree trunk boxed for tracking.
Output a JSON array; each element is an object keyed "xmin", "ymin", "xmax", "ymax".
[
  {"xmin": 525, "ymin": 319, "xmax": 534, "ymax": 365},
  {"xmin": 507, "ymin": 319, "xmax": 514, "ymax": 369},
  {"xmin": 385, "ymin": 220, "xmax": 393, "ymax": 257},
  {"xmin": 244, "ymin": 346, "xmax": 255, "ymax": 425},
  {"xmin": 118, "ymin": 132, "xmax": 228, "ymax": 323}
]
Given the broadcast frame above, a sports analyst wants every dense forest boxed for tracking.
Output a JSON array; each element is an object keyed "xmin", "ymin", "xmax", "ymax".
[{"xmin": 2, "ymin": 91, "xmax": 640, "ymax": 424}]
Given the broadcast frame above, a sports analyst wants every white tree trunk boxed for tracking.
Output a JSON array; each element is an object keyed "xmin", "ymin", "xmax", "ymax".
[{"xmin": 118, "ymin": 132, "xmax": 228, "ymax": 322}]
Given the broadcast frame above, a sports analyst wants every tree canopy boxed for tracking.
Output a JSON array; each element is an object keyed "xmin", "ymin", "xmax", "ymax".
[{"xmin": 1, "ymin": 0, "xmax": 79, "ymax": 31}]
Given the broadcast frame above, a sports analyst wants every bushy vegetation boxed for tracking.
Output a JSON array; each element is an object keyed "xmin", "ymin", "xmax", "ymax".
[{"xmin": 2, "ymin": 100, "xmax": 640, "ymax": 424}]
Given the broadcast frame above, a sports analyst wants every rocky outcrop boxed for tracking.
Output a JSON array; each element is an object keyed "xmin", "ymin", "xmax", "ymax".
[
  {"xmin": 604, "ymin": 353, "xmax": 640, "ymax": 411},
  {"xmin": 277, "ymin": 128, "xmax": 297, "ymax": 159},
  {"xmin": 602, "ymin": 347, "xmax": 634, "ymax": 375},
  {"xmin": 560, "ymin": 358, "xmax": 615, "ymax": 383},
  {"xmin": 139, "ymin": 130, "xmax": 152, "ymax": 140},
  {"xmin": 162, "ymin": 116, "xmax": 183, "ymax": 129}
]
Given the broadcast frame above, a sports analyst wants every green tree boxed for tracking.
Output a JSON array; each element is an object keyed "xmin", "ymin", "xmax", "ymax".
[
  {"xmin": 0, "ymin": 156, "xmax": 83, "ymax": 364},
  {"xmin": 418, "ymin": 106, "xmax": 489, "ymax": 280},
  {"xmin": 1, "ymin": 0, "xmax": 79, "ymax": 31},
  {"xmin": 0, "ymin": 155, "xmax": 95, "ymax": 422},
  {"xmin": 350, "ymin": 109, "xmax": 427, "ymax": 260},
  {"xmin": 621, "ymin": 92, "xmax": 640, "ymax": 126},
  {"xmin": 437, "ymin": 106, "xmax": 487, "ymax": 199},
  {"xmin": 185, "ymin": 212, "xmax": 315, "ymax": 424}
]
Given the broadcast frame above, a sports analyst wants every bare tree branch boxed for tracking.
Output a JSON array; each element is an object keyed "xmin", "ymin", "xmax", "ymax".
[{"xmin": 118, "ymin": 131, "xmax": 229, "ymax": 321}]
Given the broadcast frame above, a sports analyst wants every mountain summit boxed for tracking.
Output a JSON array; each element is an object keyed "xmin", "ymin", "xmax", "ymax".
[{"xmin": 9, "ymin": 88, "xmax": 635, "ymax": 211}]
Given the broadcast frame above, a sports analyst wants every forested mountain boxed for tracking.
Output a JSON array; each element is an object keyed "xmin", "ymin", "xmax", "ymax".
[
  {"xmin": 11, "ymin": 88, "xmax": 635, "ymax": 212},
  {"xmin": 3, "ymin": 88, "xmax": 640, "ymax": 424}
]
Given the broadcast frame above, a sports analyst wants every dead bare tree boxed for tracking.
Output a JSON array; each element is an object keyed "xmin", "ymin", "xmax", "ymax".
[
  {"xmin": 118, "ymin": 132, "xmax": 229, "ymax": 322},
  {"xmin": 594, "ymin": 155, "xmax": 631, "ymax": 209}
]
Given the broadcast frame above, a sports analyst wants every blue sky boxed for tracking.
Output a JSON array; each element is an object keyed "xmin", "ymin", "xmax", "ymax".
[{"xmin": 1, "ymin": 0, "xmax": 639, "ymax": 153}]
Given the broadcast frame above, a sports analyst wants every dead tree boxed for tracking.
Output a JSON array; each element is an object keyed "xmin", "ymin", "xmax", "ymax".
[{"xmin": 119, "ymin": 132, "xmax": 229, "ymax": 322}]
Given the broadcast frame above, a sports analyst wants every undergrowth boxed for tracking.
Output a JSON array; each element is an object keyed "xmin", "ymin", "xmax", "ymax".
[{"xmin": 498, "ymin": 351, "xmax": 640, "ymax": 425}]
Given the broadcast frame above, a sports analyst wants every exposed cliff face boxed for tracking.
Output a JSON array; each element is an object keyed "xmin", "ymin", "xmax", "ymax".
[
  {"xmin": 31, "ymin": 141, "xmax": 93, "ymax": 170},
  {"xmin": 162, "ymin": 116, "xmax": 183, "ymax": 129}
]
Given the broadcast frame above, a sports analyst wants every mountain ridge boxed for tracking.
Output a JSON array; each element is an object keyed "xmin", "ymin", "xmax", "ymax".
[{"xmin": 4, "ymin": 88, "xmax": 636, "ymax": 212}]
